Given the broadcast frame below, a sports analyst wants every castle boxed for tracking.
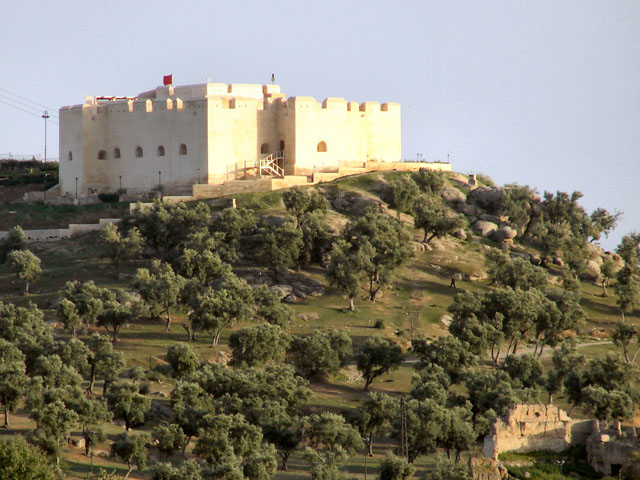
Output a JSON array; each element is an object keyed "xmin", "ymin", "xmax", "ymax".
[{"xmin": 58, "ymin": 81, "xmax": 422, "ymax": 199}]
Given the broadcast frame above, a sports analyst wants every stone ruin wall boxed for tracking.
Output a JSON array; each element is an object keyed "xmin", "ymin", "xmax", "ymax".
[
  {"xmin": 482, "ymin": 404, "xmax": 592, "ymax": 460},
  {"xmin": 482, "ymin": 404, "xmax": 640, "ymax": 476}
]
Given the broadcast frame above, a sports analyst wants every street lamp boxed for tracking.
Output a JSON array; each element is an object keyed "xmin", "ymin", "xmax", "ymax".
[{"xmin": 42, "ymin": 110, "xmax": 50, "ymax": 167}]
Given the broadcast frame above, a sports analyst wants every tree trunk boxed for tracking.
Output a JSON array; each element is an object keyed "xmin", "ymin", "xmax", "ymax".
[
  {"xmin": 602, "ymin": 281, "xmax": 608, "ymax": 297},
  {"xmin": 548, "ymin": 392, "xmax": 553, "ymax": 404},
  {"xmin": 3, "ymin": 406, "xmax": 8, "ymax": 428},
  {"xmin": 165, "ymin": 308, "xmax": 172, "ymax": 332},
  {"xmin": 363, "ymin": 377, "xmax": 372, "ymax": 391},
  {"xmin": 212, "ymin": 330, "xmax": 222, "ymax": 348},
  {"xmin": 368, "ymin": 432, "xmax": 374, "ymax": 456},
  {"xmin": 537, "ymin": 344, "xmax": 546, "ymax": 358},
  {"xmin": 124, "ymin": 465, "xmax": 133, "ymax": 480},
  {"xmin": 349, "ymin": 296, "xmax": 355, "ymax": 312},
  {"xmin": 84, "ymin": 429, "xmax": 90, "ymax": 456},
  {"xmin": 281, "ymin": 452, "xmax": 291, "ymax": 471},
  {"xmin": 24, "ymin": 280, "xmax": 29, "ymax": 295},
  {"xmin": 87, "ymin": 368, "xmax": 95, "ymax": 395},
  {"xmin": 182, "ymin": 437, "xmax": 191, "ymax": 455}
]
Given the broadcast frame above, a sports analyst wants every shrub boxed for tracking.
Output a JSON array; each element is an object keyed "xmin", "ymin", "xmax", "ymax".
[{"xmin": 98, "ymin": 192, "xmax": 120, "ymax": 203}]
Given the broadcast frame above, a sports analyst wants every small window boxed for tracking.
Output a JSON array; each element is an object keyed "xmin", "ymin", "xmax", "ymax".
[
  {"xmin": 157, "ymin": 145, "xmax": 165, "ymax": 157},
  {"xmin": 68, "ymin": 151, "xmax": 72, "ymax": 161},
  {"xmin": 260, "ymin": 143, "xmax": 269, "ymax": 154},
  {"xmin": 114, "ymin": 148, "xmax": 121, "ymax": 159},
  {"xmin": 279, "ymin": 140, "xmax": 285, "ymax": 151},
  {"xmin": 317, "ymin": 141, "xmax": 327, "ymax": 153},
  {"xmin": 135, "ymin": 146, "xmax": 143, "ymax": 158},
  {"xmin": 98, "ymin": 150, "xmax": 107, "ymax": 160},
  {"xmin": 179, "ymin": 143, "xmax": 187, "ymax": 155}
]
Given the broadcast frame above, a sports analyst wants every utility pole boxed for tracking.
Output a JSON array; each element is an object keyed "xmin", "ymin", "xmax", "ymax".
[
  {"xmin": 42, "ymin": 110, "xmax": 49, "ymax": 167},
  {"xmin": 400, "ymin": 396, "xmax": 409, "ymax": 462},
  {"xmin": 42, "ymin": 110, "xmax": 50, "ymax": 202}
]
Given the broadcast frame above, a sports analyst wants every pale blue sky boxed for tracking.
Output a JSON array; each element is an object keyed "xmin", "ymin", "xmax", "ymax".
[{"xmin": 1, "ymin": 1, "xmax": 639, "ymax": 249}]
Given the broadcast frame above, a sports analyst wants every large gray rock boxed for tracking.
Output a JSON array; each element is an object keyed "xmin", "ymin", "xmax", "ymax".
[
  {"xmin": 271, "ymin": 284, "xmax": 293, "ymax": 298},
  {"xmin": 456, "ymin": 203, "xmax": 477, "ymax": 216},
  {"xmin": 453, "ymin": 228, "xmax": 467, "ymax": 240},
  {"xmin": 583, "ymin": 260, "xmax": 601, "ymax": 281},
  {"xmin": 467, "ymin": 186, "xmax": 503, "ymax": 213},
  {"xmin": 441, "ymin": 186, "xmax": 466, "ymax": 204},
  {"xmin": 492, "ymin": 226, "xmax": 517, "ymax": 243},
  {"xmin": 478, "ymin": 213, "xmax": 501, "ymax": 224},
  {"xmin": 473, "ymin": 220, "xmax": 498, "ymax": 237}
]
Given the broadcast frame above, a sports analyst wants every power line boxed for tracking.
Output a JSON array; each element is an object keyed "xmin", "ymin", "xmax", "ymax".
[
  {"xmin": 0, "ymin": 86, "xmax": 57, "ymax": 113},
  {"xmin": 0, "ymin": 100, "xmax": 59, "ymax": 125},
  {"xmin": 0, "ymin": 93, "xmax": 58, "ymax": 118}
]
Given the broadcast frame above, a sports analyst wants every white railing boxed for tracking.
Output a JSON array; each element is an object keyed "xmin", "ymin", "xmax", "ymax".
[{"xmin": 259, "ymin": 151, "xmax": 284, "ymax": 177}]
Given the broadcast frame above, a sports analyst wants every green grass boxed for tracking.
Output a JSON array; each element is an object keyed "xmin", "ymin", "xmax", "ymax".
[
  {"xmin": 0, "ymin": 174, "xmax": 635, "ymax": 478},
  {"xmin": 0, "ymin": 201, "xmax": 129, "ymax": 230}
]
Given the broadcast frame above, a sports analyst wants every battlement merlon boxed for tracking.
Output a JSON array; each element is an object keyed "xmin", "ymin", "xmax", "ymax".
[{"xmin": 60, "ymin": 83, "xmax": 400, "ymax": 114}]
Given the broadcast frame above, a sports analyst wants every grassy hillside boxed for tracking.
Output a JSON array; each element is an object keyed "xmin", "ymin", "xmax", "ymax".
[{"xmin": 0, "ymin": 171, "xmax": 631, "ymax": 479}]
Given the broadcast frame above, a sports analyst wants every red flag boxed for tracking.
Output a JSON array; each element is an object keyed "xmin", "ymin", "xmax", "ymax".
[{"xmin": 163, "ymin": 74, "xmax": 173, "ymax": 86}]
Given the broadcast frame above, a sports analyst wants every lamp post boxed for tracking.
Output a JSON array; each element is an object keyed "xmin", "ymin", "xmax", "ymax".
[
  {"xmin": 75, "ymin": 177, "xmax": 78, "ymax": 199},
  {"xmin": 42, "ymin": 110, "xmax": 49, "ymax": 167},
  {"xmin": 119, "ymin": 175, "xmax": 122, "ymax": 191}
]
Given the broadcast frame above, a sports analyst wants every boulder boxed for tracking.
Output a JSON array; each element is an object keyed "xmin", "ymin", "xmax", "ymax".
[
  {"xmin": 453, "ymin": 228, "xmax": 467, "ymax": 240},
  {"xmin": 529, "ymin": 254, "xmax": 541, "ymax": 266},
  {"xmin": 478, "ymin": 213, "xmax": 501, "ymax": 224},
  {"xmin": 440, "ymin": 314, "xmax": 452, "ymax": 327},
  {"xmin": 552, "ymin": 256, "xmax": 564, "ymax": 267},
  {"xmin": 283, "ymin": 294, "xmax": 297, "ymax": 304},
  {"xmin": 456, "ymin": 203, "xmax": 477, "ymax": 216},
  {"xmin": 472, "ymin": 221, "xmax": 498, "ymax": 237},
  {"xmin": 583, "ymin": 260, "xmax": 601, "ymax": 281},
  {"xmin": 492, "ymin": 226, "xmax": 517, "ymax": 243},
  {"xmin": 441, "ymin": 186, "xmax": 466, "ymax": 204},
  {"xmin": 271, "ymin": 284, "xmax": 293, "ymax": 298},
  {"xmin": 467, "ymin": 187, "xmax": 503, "ymax": 213}
]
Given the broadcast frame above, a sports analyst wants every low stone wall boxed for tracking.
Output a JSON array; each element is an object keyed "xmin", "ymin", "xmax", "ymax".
[{"xmin": 0, "ymin": 218, "xmax": 120, "ymax": 242}]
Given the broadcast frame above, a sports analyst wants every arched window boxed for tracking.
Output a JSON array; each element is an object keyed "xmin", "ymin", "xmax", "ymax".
[
  {"xmin": 179, "ymin": 143, "xmax": 187, "ymax": 155},
  {"xmin": 135, "ymin": 146, "xmax": 143, "ymax": 158},
  {"xmin": 114, "ymin": 148, "xmax": 121, "ymax": 159},
  {"xmin": 98, "ymin": 150, "xmax": 107, "ymax": 160},
  {"xmin": 279, "ymin": 140, "xmax": 285, "ymax": 151},
  {"xmin": 68, "ymin": 151, "xmax": 72, "ymax": 161},
  {"xmin": 260, "ymin": 143, "xmax": 269, "ymax": 154},
  {"xmin": 317, "ymin": 141, "xmax": 327, "ymax": 153},
  {"xmin": 157, "ymin": 145, "xmax": 165, "ymax": 157}
]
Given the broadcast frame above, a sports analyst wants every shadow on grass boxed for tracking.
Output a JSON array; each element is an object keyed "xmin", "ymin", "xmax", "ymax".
[{"xmin": 580, "ymin": 296, "xmax": 621, "ymax": 319}]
